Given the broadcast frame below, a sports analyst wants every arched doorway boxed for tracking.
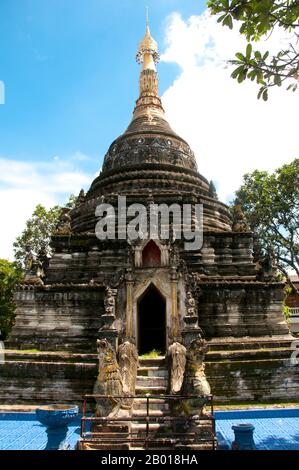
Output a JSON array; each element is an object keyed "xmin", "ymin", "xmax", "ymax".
[{"xmin": 137, "ymin": 283, "xmax": 166, "ymax": 355}]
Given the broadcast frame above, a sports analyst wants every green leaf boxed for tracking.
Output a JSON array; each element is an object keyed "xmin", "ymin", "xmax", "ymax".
[
  {"xmin": 246, "ymin": 43, "xmax": 252, "ymax": 59},
  {"xmin": 217, "ymin": 14, "xmax": 227, "ymax": 23},
  {"xmin": 257, "ymin": 87, "xmax": 264, "ymax": 99},
  {"xmin": 274, "ymin": 74, "xmax": 282, "ymax": 86},
  {"xmin": 262, "ymin": 88, "xmax": 268, "ymax": 101},
  {"xmin": 235, "ymin": 52, "xmax": 245, "ymax": 61},
  {"xmin": 237, "ymin": 69, "xmax": 247, "ymax": 83},
  {"xmin": 223, "ymin": 14, "xmax": 233, "ymax": 29},
  {"xmin": 231, "ymin": 65, "xmax": 244, "ymax": 79}
]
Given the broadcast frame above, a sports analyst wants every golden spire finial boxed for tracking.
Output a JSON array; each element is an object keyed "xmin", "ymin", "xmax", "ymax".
[
  {"xmin": 133, "ymin": 12, "xmax": 163, "ymax": 108},
  {"xmin": 136, "ymin": 9, "xmax": 159, "ymax": 71}
]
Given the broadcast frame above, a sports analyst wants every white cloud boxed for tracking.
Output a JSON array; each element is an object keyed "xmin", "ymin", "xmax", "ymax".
[
  {"xmin": 161, "ymin": 11, "xmax": 298, "ymax": 203},
  {"xmin": 0, "ymin": 156, "xmax": 92, "ymax": 260}
]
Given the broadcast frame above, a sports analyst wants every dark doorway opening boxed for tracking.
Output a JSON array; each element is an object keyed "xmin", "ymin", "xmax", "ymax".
[{"xmin": 137, "ymin": 284, "xmax": 166, "ymax": 355}]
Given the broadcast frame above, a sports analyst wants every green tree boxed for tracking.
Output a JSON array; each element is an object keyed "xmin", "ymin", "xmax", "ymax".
[
  {"xmin": 13, "ymin": 195, "xmax": 77, "ymax": 266},
  {"xmin": 235, "ymin": 158, "xmax": 299, "ymax": 291},
  {"xmin": 208, "ymin": 0, "xmax": 299, "ymax": 99},
  {"xmin": 0, "ymin": 260, "xmax": 23, "ymax": 340}
]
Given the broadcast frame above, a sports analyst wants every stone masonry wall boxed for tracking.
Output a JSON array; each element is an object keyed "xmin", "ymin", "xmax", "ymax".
[{"xmin": 7, "ymin": 288, "xmax": 104, "ymax": 352}]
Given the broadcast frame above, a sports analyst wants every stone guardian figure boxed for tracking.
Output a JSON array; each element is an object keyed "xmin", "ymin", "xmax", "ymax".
[
  {"xmin": 118, "ymin": 339, "xmax": 139, "ymax": 396},
  {"xmin": 180, "ymin": 337, "xmax": 211, "ymax": 417},
  {"xmin": 93, "ymin": 339, "xmax": 123, "ymax": 418},
  {"xmin": 167, "ymin": 341, "xmax": 186, "ymax": 395}
]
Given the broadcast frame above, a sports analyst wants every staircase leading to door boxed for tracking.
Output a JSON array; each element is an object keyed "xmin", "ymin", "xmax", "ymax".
[{"xmin": 77, "ymin": 356, "xmax": 217, "ymax": 450}]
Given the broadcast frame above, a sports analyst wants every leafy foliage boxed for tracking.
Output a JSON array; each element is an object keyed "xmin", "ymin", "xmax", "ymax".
[
  {"xmin": 13, "ymin": 195, "xmax": 77, "ymax": 267},
  {"xmin": 208, "ymin": 0, "xmax": 299, "ymax": 98},
  {"xmin": 0, "ymin": 260, "xmax": 23, "ymax": 340},
  {"xmin": 235, "ymin": 159, "xmax": 299, "ymax": 288},
  {"xmin": 139, "ymin": 349, "xmax": 162, "ymax": 359}
]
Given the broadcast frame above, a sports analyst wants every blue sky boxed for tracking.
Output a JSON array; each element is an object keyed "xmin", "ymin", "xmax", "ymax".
[
  {"xmin": 0, "ymin": 0, "xmax": 297, "ymax": 259},
  {"xmin": 0, "ymin": 0, "xmax": 204, "ymax": 166}
]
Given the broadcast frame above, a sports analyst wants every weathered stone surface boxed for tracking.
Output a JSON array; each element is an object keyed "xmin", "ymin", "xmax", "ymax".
[
  {"xmin": 167, "ymin": 342, "xmax": 186, "ymax": 394},
  {"xmin": 1, "ymin": 345, "xmax": 297, "ymax": 406},
  {"xmin": 8, "ymin": 287, "xmax": 104, "ymax": 351},
  {"xmin": 4, "ymin": 22, "xmax": 298, "ymax": 411}
]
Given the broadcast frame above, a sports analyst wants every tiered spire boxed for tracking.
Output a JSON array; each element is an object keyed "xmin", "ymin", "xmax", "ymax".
[
  {"xmin": 132, "ymin": 12, "xmax": 164, "ymax": 119},
  {"xmin": 136, "ymin": 11, "xmax": 160, "ymax": 73}
]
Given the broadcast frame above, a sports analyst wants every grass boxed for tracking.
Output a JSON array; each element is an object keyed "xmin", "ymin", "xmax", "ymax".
[{"xmin": 139, "ymin": 349, "xmax": 162, "ymax": 359}]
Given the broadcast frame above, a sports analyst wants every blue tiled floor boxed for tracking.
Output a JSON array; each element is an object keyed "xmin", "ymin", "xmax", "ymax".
[
  {"xmin": 0, "ymin": 413, "xmax": 81, "ymax": 450},
  {"xmin": 215, "ymin": 409, "xmax": 299, "ymax": 450},
  {"xmin": 0, "ymin": 409, "xmax": 298, "ymax": 450}
]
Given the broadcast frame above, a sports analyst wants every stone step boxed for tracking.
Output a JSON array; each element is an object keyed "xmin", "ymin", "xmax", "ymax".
[
  {"xmin": 131, "ymin": 421, "xmax": 214, "ymax": 435},
  {"xmin": 138, "ymin": 357, "xmax": 165, "ymax": 367},
  {"xmin": 3, "ymin": 349, "xmax": 97, "ymax": 363},
  {"xmin": 136, "ymin": 376, "xmax": 168, "ymax": 387},
  {"xmin": 132, "ymin": 409, "xmax": 170, "ymax": 418},
  {"xmin": 78, "ymin": 440, "xmax": 130, "ymax": 450},
  {"xmin": 137, "ymin": 366, "xmax": 168, "ymax": 378},
  {"xmin": 207, "ymin": 347, "xmax": 293, "ymax": 361},
  {"xmin": 133, "ymin": 398, "xmax": 169, "ymax": 411},
  {"xmin": 131, "ymin": 422, "xmax": 166, "ymax": 433},
  {"xmin": 135, "ymin": 385, "xmax": 167, "ymax": 395},
  {"xmin": 206, "ymin": 336, "xmax": 294, "ymax": 352},
  {"xmin": 129, "ymin": 443, "xmax": 215, "ymax": 450},
  {"xmin": 79, "ymin": 438, "xmax": 215, "ymax": 451}
]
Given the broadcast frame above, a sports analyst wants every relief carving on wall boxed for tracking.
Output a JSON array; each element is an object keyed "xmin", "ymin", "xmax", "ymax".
[{"xmin": 102, "ymin": 136, "xmax": 198, "ymax": 173}]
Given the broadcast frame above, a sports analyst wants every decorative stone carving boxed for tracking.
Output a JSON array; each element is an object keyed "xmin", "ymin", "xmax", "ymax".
[
  {"xmin": 167, "ymin": 341, "xmax": 186, "ymax": 394},
  {"xmin": 186, "ymin": 273, "xmax": 200, "ymax": 297},
  {"xmin": 93, "ymin": 339, "xmax": 136, "ymax": 419},
  {"xmin": 76, "ymin": 189, "xmax": 85, "ymax": 206},
  {"xmin": 104, "ymin": 287, "xmax": 116, "ymax": 315},
  {"xmin": 118, "ymin": 339, "xmax": 139, "ymax": 396},
  {"xmin": 186, "ymin": 291, "xmax": 196, "ymax": 317},
  {"xmin": 124, "ymin": 267, "xmax": 134, "ymax": 283},
  {"xmin": 231, "ymin": 199, "xmax": 250, "ymax": 232},
  {"xmin": 23, "ymin": 247, "xmax": 45, "ymax": 286},
  {"xmin": 257, "ymin": 246, "xmax": 278, "ymax": 281},
  {"xmin": 93, "ymin": 339, "xmax": 124, "ymax": 418},
  {"xmin": 170, "ymin": 266, "xmax": 178, "ymax": 282},
  {"xmin": 181, "ymin": 337, "xmax": 211, "ymax": 416},
  {"xmin": 37, "ymin": 247, "xmax": 50, "ymax": 271},
  {"xmin": 99, "ymin": 287, "xmax": 117, "ymax": 332},
  {"xmin": 126, "ymin": 244, "xmax": 134, "ymax": 266},
  {"xmin": 184, "ymin": 305, "xmax": 200, "ymax": 329},
  {"xmin": 253, "ymin": 236, "xmax": 262, "ymax": 263},
  {"xmin": 102, "ymin": 135, "xmax": 198, "ymax": 174},
  {"xmin": 208, "ymin": 180, "xmax": 218, "ymax": 200},
  {"xmin": 24, "ymin": 247, "xmax": 35, "ymax": 271},
  {"xmin": 55, "ymin": 209, "xmax": 72, "ymax": 235},
  {"xmin": 183, "ymin": 288, "xmax": 204, "ymax": 346},
  {"xmin": 109, "ymin": 269, "xmax": 125, "ymax": 288},
  {"xmin": 178, "ymin": 257, "xmax": 188, "ymax": 277}
]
